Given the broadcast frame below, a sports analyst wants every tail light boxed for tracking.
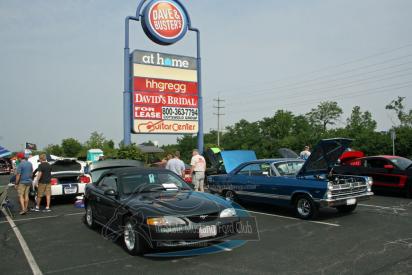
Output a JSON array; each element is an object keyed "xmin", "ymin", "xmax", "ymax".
[
  {"xmin": 79, "ymin": 175, "xmax": 91, "ymax": 184},
  {"xmin": 50, "ymin": 178, "xmax": 58, "ymax": 185}
]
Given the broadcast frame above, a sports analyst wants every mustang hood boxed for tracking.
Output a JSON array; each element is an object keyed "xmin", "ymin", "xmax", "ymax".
[
  {"xmin": 297, "ymin": 138, "xmax": 353, "ymax": 177},
  {"xmin": 125, "ymin": 191, "xmax": 226, "ymax": 216}
]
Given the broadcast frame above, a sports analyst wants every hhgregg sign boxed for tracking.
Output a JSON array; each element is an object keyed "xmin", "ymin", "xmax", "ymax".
[{"xmin": 141, "ymin": 0, "xmax": 188, "ymax": 45}]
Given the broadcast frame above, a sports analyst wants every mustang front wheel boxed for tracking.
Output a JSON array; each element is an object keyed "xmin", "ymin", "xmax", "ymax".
[{"xmin": 123, "ymin": 218, "xmax": 147, "ymax": 255}]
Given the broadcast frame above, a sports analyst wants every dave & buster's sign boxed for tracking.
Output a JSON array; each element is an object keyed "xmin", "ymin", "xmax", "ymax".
[
  {"xmin": 141, "ymin": 0, "xmax": 188, "ymax": 45},
  {"xmin": 132, "ymin": 50, "xmax": 198, "ymax": 134}
]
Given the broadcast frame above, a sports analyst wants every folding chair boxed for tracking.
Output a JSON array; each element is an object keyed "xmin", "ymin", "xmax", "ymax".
[{"xmin": 0, "ymin": 185, "xmax": 14, "ymax": 219}]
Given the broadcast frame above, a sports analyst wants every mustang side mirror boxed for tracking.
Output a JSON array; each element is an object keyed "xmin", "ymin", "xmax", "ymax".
[
  {"xmin": 104, "ymin": 189, "xmax": 118, "ymax": 196},
  {"xmin": 384, "ymin": 164, "xmax": 394, "ymax": 169}
]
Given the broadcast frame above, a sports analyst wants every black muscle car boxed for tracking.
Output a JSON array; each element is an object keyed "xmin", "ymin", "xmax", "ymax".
[{"xmin": 84, "ymin": 167, "xmax": 239, "ymax": 255}]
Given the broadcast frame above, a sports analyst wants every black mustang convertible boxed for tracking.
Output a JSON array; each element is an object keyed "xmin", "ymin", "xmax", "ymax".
[{"xmin": 84, "ymin": 167, "xmax": 239, "ymax": 255}]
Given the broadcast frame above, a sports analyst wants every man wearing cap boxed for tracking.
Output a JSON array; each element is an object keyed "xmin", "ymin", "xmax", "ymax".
[
  {"xmin": 190, "ymin": 149, "xmax": 206, "ymax": 192},
  {"xmin": 15, "ymin": 152, "xmax": 33, "ymax": 215}
]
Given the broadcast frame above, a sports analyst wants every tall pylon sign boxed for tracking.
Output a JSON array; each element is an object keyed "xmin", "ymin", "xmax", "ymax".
[{"xmin": 123, "ymin": 0, "xmax": 203, "ymax": 152}]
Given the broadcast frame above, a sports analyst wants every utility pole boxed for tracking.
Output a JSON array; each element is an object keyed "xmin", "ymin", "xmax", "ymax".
[{"xmin": 213, "ymin": 96, "xmax": 225, "ymax": 147}]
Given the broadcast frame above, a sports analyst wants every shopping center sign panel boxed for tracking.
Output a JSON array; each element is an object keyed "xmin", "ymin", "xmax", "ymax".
[
  {"xmin": 132, "ymin": 50, "xmax": 198, "ymax": 134},
  {"xmin": 141, "ymin": 0, "xmax": 188, "ymax": 45}
]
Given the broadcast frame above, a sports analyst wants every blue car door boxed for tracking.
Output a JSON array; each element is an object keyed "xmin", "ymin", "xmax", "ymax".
[{"xmin": 230, "ymin": 163, "xmax": 275, "ymax": 203}]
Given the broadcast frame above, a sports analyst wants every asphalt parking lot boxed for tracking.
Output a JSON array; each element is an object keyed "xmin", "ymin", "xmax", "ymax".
[{"xmin": 2, "ymin": 175, "xmax": 412, "ymax": 275}]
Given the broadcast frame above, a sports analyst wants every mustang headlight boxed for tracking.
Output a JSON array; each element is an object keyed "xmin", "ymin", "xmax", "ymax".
[
  {"xmin": 219, "ymin": 208, "xmax": 237, "ymax": 218},
  {"xmin": 147, "ymin": 216, "xmax": 186, "ymax": 226},
  {"xmin": 327, "ymin": 181, "xmax": 334, "ymax": 190}
]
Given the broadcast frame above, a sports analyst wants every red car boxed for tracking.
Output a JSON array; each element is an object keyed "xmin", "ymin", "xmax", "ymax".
[
  {"xmin": 0, "ymin": 158, "xmax": 11, "ymax": 175},
  {"xmin": 338, "ymin": 154, "xmax": 412, "ymax": 197}
]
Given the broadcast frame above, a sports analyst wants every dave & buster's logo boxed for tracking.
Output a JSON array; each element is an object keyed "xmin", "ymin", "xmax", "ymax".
[{"xmin": 141, "ymin": 0, "xmax": 188, "ymax": 45}]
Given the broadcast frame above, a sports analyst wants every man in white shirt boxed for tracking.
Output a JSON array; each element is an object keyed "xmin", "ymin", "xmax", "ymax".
[
  {"xmin": 166, "ymin": 151, "xmax": 185, "ymax": 178},
  {"xmin": 300, "ymin": 146, "xmax": 311, "ymax": 161},
  {"xmin": 190, "ymin": 149, "xmax": 206, "ymax": 192}
]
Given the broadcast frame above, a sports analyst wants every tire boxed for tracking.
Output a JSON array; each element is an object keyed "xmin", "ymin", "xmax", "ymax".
[
  {"xmin": 336, "ymin": 204, "xmax": 357, "ymax": 214},
  {"xmin": 294, "ymin": 195, "xmax": 318, "ymax": 219},
  {"xmin": 85, "ymin": 203, "xmax": 97, "ymax": 229},
  {"xmin": 404, "ymin": 182, "xmax": 412, "ymax": 198},
  {"xmin": 123, "ymin": 218, "xmax": 147, "ymax": 256},
  {"xmin": 223, "ymin": 190, "xmax": 236, "ymax": 201}
]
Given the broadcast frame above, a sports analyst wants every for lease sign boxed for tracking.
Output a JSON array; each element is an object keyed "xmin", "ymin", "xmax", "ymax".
[{"xmin": 131, "ymin": 50, "xmax": 198, "ymax": 134}]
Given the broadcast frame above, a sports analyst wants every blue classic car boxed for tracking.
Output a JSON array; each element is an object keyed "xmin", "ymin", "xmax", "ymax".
[{"xmin": 208, "ymin": 138, "xmax": 374, "ymax": 219}]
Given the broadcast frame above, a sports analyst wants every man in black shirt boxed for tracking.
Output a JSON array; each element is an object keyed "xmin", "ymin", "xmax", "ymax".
[{"xmin": 33, "ymin": 154, "xmax": 52, "ymax": 212}]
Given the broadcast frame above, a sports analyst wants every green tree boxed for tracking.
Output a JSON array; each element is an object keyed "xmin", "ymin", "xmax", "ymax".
[
  {"xmin": 44, "ymin": 144, "xmax": 63, "ymax": 156},
  {"xmin": 85, "ymin": 132, "xmax": 106, "ymax": 149},
  {"xmin": 346, "ymin": 106, "xmax": 377, "ymax": 133},
  {"xmin": 222, "ymin": 119, "xmax": 263, "ymax": 156},
  {"xmin": 117, "ymin": 143, "xmax": 145, "ymax": 161},
  {"xmin": 61, "ymin": 138, "xmax": 83, "ymax": 157},
  {"xmin": 385, "ymin": 96, "xmax": 412, "ymax": 127},
  {"xmin": 306, "ymin": 101, "xmax": 343, "ymax": 132}
]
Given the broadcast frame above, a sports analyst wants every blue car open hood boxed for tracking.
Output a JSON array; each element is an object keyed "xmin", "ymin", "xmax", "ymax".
[
  {"xmin": 220, "ymin": 150, "xmax": 257, "ymax": 173},
  {"xmin": 297, "ymin": 138, "xmax": 353, "ymax": 177}
]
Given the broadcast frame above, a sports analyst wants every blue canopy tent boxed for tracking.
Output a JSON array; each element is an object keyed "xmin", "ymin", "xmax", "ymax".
[{"xmin": 0, "ymin": 145, "xmax": 11, "ymax": 158}]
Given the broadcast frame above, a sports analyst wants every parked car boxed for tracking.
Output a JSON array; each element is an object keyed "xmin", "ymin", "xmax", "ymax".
[
  {"xmin": 84, "ymin": 167, "xmax": 239, "ymax": 255},
  {"xmin": 0, "ymin": 158, "xmax": 11, "ymax": 175},
  {"xmin": 208, "ymin": 138, "xmax": 374, "ymax": 219},
  {"xmin": 86, "ymin": 159, "xmax": 144, "ymax": 182},
  {"xmin": 337, "ymin": 155, "xmax": 412, "ymax": 197},
  {"xmin": 31, "ymin": 158, "xmax": 91, "ymax": 199}
]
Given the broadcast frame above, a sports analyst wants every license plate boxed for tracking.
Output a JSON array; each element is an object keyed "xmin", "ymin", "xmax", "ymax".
[
  {"xmin": 346, "ymin": 198, "xmax": 357, "ymax": 205},
  {"xmin": 199, "ymin": 225, "xmax": 217, "ymax": 238},
  {"xmin": 64, "ymin": 186, "xmax": 77, "ymax": 194}
]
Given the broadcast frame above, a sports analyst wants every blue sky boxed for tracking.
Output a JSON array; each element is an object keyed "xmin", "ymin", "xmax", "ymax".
[{"xmin": 1, "ymin": 0, "xmax": 412, "ymax": 151}]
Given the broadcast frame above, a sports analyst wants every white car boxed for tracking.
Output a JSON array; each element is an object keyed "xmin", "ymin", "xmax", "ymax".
[{"xmin": 32, "ymin": 159, "xmax": 91, "ymax": 198}]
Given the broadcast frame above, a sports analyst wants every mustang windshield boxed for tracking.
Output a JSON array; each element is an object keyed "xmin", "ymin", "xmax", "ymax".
[{"xmin": 121, "ymin": 172, "xmax": 191, "ymax": 194}]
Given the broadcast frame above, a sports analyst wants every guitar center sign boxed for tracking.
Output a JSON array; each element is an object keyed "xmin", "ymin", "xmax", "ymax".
[{"xmin": 132, "ymin": 50, "xmax": 198, "ymax": 134}]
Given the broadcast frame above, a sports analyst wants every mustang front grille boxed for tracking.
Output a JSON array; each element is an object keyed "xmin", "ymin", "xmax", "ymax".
[{"xmin": 186, "ymin": 212, "xmax": 219, "ymax": 223}]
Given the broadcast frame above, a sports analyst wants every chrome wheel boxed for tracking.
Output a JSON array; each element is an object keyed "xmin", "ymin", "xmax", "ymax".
[
  {"xmin": 297, "ymin": 198, "xmax": 311, "ymax": 217},
  {"xmin": 225, "ymin": 190, "xmax": 235, "ymax": 201},
  {"xmin": 124, "ymin": 222, "xmax": 136, "ymax": 251}
]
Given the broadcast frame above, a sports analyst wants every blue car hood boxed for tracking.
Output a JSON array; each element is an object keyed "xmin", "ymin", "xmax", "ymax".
[{"xmin": 220, "ymin": 150, "xmax": 257, "ymax": 173}]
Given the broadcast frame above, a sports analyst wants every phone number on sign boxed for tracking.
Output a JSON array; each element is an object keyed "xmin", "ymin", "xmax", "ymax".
[{"xmin": 162, "ymin": 107, "xmax": 198, "ymax": 120}]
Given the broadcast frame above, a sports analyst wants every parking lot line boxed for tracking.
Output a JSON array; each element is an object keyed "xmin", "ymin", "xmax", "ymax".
[
  {"xmin": 1, "ymin": 208, "xmax": 43, "ymax": 275},
  {"xmin": 358, "ymin": 203, "xmax": 406, "ymax": 211},
  {"xmin": 0, "ymin": 212, "xmax": 83, "ymax": 224},
  {"xmin": 244, "ymin": 210, "xmax": 340, "ymax": 227}
]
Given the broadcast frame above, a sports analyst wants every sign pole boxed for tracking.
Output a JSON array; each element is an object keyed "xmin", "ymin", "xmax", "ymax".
[
  {"xmin": 124, "ymin": 0, "xmax": 203, "ymax": 152},
  {"xmin": 191, "ymin": 28, "xmax": 203, "ymax": 154},
  {"xmin": 123, "ymin": 17, "xmax": 132, "ymax": 146}
]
